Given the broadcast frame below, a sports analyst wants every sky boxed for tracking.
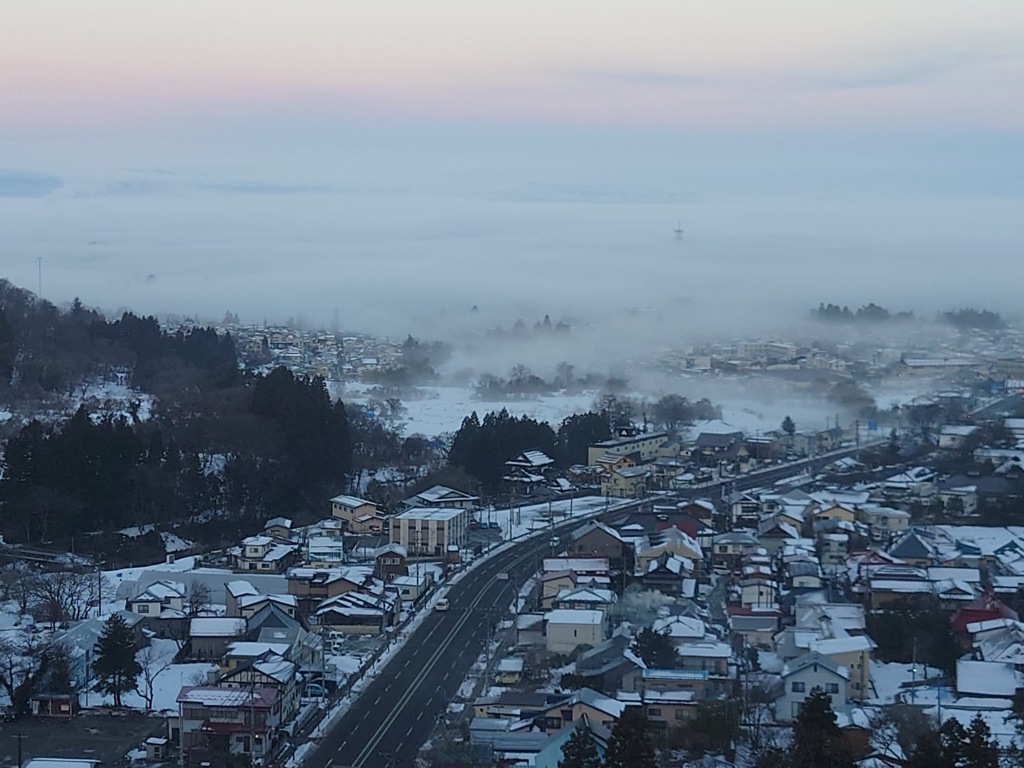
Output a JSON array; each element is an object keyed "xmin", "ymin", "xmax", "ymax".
[{"xmin": 1, "ymin": 1, "xmax": 1023, "ymax": 336}]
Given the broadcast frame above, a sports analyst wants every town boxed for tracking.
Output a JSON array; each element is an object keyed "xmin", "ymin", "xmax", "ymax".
[{"xmin": 2, "ymin": 292, "xmax": 1024, "ymax": 768}]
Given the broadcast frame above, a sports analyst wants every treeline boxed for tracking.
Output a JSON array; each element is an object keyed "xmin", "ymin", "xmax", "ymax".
[
  {"xmin": 810, "ymin": 302, "xmax": 914, "ymax": 323},
  {"xmin": 0, "ymin": 278, "xmax": 238, "ymax": 399},
  {"xmin": 0, "ymin": 367, "xmax": 352, "ymax": 554},
  {"xmin": 474, "ymin": 363, "xmax": 621, "ymax": 400},
  {"xmin": 810, "ymin": 300, "xmax": 1007, "ymax": 331},
  {"xmin": 362, "ymin": 335, "xmax": 452, "ymax": 389},
  {"xmin": 447, "ymin": 409, "xmax": 610, "ymax": 492},
  {"xmin": 939, "ymin": 307, "xmax": 1005, "ymax": 330}
]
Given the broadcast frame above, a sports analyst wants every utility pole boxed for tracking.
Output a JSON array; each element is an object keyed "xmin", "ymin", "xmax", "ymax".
[
  {"xmin": 36, "ymin": 257, "xmax": 42, "ymax": 297},
  {"xmin": 14, "ymin": 733, "xmax": 26, "ymax": 768}
]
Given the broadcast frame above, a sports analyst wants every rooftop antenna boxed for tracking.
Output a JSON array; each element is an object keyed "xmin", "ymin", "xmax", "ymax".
[
  {"xmin": 673, "ymin": 222, "xmax": 684, "ymax": 240},
  {"xmin": 37, "ymin": 257, "xmax": 42, "ymax": 297}
]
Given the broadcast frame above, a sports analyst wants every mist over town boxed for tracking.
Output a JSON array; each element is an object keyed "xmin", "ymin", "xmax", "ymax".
[{"xmin": 2, "ymin": 2, "xmax": 1024, "ymax": 767}]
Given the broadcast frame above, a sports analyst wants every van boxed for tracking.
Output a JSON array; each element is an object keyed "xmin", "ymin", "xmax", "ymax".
[{"xmin": 435, "ymin": 598, "xmax": 450, "ymax": 612}]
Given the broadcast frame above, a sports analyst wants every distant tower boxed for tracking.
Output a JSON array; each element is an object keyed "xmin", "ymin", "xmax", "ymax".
[
  {"xmin": 37, "ymin": 257, "xmax": 42, "ymax": 296},
  {"xmin": 673, "ymin": 222, "xmax": 684, "ymax": 240}
]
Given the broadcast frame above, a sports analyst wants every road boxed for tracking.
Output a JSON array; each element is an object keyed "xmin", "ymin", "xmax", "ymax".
[{"xmin": 309, "ymin": 503, "xmax": 641, "ymax": 768}]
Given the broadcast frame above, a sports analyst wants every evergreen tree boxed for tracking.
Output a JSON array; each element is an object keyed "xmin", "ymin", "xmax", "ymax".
[
  {"xmin": 781, "ymin": 415, "xmax": 796, "ymax": 436},
  {"xmin": 558, "ymin": 721, "xmax": 602, "ymax": 768},
  {"xmin": 604, "ymin": 707, "xmax": 656, "ymax": 768},
  {"xmin": 631, "ymin": 627, "xmax": 680, "ymax": 669},
  {"xmin": 962, "ymin": 714, "xmax": 1000, "ymax": 768},
  {"xmin": 92, "ymin": 613, "xmax": 141, "ymax": 707},
  {"xmin": 789, "ymin": 688, "xmax": 855, "ymax": 768}
]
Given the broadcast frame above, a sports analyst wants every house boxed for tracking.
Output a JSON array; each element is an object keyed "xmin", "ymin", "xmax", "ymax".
[
  {"xmin": 939, "ymin": 424, "xmax": 980, "ymax": 449},
  {"xmin": 330, "ymin": 494, "xmax": 379, "ymax": 527},
  {"xmin": 553, "ymin": 586, "xmax": 618, "ymax": 616},
  {"xmin": 634, "ymin": 528, "xmax": 703, "ymax": 577},
  {"xmin": 226, "ymin": 581, "xmax": 260, "ymax": 618},
  {"xmin": 286, "ymin": 567, "xmax": 371, "ymax": 616},
  {"xmin": 403, "ymin": 485, "xmax": 479, "ymax": 510},
  {"xmin": 568, "ymin": 522, "xmax": 630, "ymax": 571},
  {"xmin": 809, "ymin": 636, "xmax": 874, "ymax": 701},
  {"xmin": 234, "ymin": 536, "xmax": 299, "ymax": 574},
  {"xmin": 602, "ymin": 466, "xmax": 651, "ymax": 498},
  {"xmin": 315, "ymin": 589, "xmax": 399, "ymax": 634},
  {"xmin": 674, "ymin": 641, "xmax": 732, "ymax": 677},
  {"xmin": 373, "ymin": 543, "xmax": 409, "ymax": 583},
  {"xmin": 390, "ymin": 507, "xmax": 468, "ymax": 556},
  {"xmin": 728, "ymin": 607, "xmax": 782, "ymax": 649},
  {"xmin": 642, "ymin": 553, "xmax": 696, "ymax": 597},
  {"xmin": 587, "ymin": 432, "xmax": 669, "ymax": 466},
  {"xmin": 710, "ymin": 531, "xmax": 759, "ymax": 570},
  {"xmin": 218, "ymin": 650, "xmax": 301, "ymax": 723},
  {"xmin": 127, "ymin": 580, "xmax": 187, "ymax": 616},
  {"xmin": 887, "ymin": 529, "xmax": 938, "ymax": 567},
  {"xmin": 263, "ymin": 517, "xmax": 293, "ymax": 541},
  {"xmin": 391, "ymin": 567, "xmax": 435, "ymax": 603},
  {"xmin": 237, "ymin": 593, "xmax": 298, "ymax": 620},
  {"xmin": 177, "ymin": 686, "xmax": 281, "ymax": 764},
  {"xmin": 856, "ymin": 506, "xmax": 911, "ymax": 543},
  {"xmin": 538, "ymin": 688, "xmax": 626, "ymax": 732},
  {"xmin": 739, "ymin": 577, "xmax": 779, "ymax": 609},
  {"xmin": 504, "ymin": 451, "xmax": 556, "ymax": 495},
  {"xmin": 546, "ymin": 609, "xmax": 607, "ymax": 654},
  {"xmin": 775, "ymin": 652, "xmax": 850, "ymax": 722},
  {"xmin": 189, "ymin": 617, "xmax": 247, "ymax": 660}
]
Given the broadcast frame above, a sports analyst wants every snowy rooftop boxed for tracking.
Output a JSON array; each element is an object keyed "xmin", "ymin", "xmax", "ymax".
[{"xmin": 545, "ymin": 609, "xmax": 604, "ymax": 625}]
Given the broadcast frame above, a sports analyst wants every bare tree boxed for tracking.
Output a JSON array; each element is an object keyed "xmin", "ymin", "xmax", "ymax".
[
  {"xmin": 0, "ymin": 563, "xmax": 40, "ymax": 615},
  {"xmin": 0, "ymin": 637, "xmax": 37, "ymax": 705},
  {"xmin": 31, "ymin": 569, "xmax": 107, "ymax": 626},
  {"xmin": 135, "ymin": 644, "xmax": 170, "ymax": 711},
  {"xmin": 186, "ymin": 581, "xmax": 212, "ymax": 617}
]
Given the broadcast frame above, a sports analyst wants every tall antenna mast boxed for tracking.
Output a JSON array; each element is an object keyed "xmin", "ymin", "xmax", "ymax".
[{"xmin": 37, "ymin": 257, "xmax": 43, "ymax": 297}]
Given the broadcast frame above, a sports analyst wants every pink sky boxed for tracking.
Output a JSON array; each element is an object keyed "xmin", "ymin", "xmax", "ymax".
[{"xmin": 2, "ymin": 0, "xmax": 1023, "ymax": 135}]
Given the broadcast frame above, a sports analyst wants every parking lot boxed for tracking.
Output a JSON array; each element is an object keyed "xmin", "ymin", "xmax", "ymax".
[{"xmin": 0, "ymin": 711, "xmax": 166, "ymax": 767}]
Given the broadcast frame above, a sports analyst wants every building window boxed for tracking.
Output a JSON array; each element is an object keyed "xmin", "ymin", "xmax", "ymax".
[
  {"xmin": 791, "ymin": 681, "xmax": 806, "ymax": 693},
  {"xmin": 826, "ymin": 683, "xmax": 839, "ymax": 694},
  {"xmin": 135, "ymin": 604, "xmax": 150, "ymax": 614},
  {"xmin": 647, "ymin": 707, "xmax": 661, "ymax": 717}
]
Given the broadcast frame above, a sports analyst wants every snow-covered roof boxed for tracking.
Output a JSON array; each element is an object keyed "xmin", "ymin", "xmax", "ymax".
[
  {"xmin": 330, "ymin": 494, "xmax": 375, "ymax": 509},
  {"xmin": 190, "ymin": 617, "xmax": 246, "ymax": 638},
  {"xmin": 177, "ymin": 685, "xmax": 277, "ymax": 708},
  {"xmin": 956, "ymin": 659, "xmax": 1020, "ymax": 697},
  {"xmin": 545, "ymin": 609, "xmax": 604, "ymax": 626}
]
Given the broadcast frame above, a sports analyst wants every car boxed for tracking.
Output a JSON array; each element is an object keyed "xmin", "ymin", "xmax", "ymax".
[
  {"xmin": 303, "ymin": 682, "xmax": 329, "ymax": 698},
  {"xmin": 469, "ymin": 519, "xmax": 481, "ymax": 529},
  {"xmin": 434, "ymin": 598, "xmax": 450, "ymax": 611},
  {"xmin": 488, "ymin": 521, "xmax": 501, "ymax": 530}
]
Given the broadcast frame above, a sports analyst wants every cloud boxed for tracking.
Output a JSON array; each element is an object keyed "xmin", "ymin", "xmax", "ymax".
[
  {"xmin": 803, "ymin": 47, "xmax": 1021, "ymax": 90},
  {"xmin": 560, "ymin": 69, "xmax": 722, "ymax": 88},
  {"xmin": 0, "ymin": 169, "xmax": 63, "ymax": 198}
]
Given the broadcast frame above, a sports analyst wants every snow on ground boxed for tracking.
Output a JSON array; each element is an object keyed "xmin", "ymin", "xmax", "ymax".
[
  {"xmin": 869, "ymin": 661, "xmax": 942, "ymax": 705},
  {"xmin": 89, "ymin": 638, "xmax": 217, "ymax": 712},
  {"xmin": 338, "ymin": 384, "xmax": 598, "ymax": 437},
  {"xmin": 105, "ymin": 555, "xmax": 201, "ymax": 586}
]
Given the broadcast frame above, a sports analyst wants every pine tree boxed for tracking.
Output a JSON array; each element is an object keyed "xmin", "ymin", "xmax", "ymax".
[
  {"xmin": 790, "ymin": 688, "xmax": 855, "ymax": 768},
  {"xmin": 558, "ymin": 722, "xmax": 602, "ymax": 768},
  {"xmin": 604, "ymin": 707, "xmax": 656, "ymax": 768},
  {"xmin": 631, "ymin": 627, "xmax": 680, "ymax": 669},
  {"xmin": 962, "ymin": 714, "xmax": 1000, "ymax": 768},
  {"xmin": 92, "ymin": 614, "xmax": 141, "ymax": 707},
  {"xmin": 781, "ymin": 415, "xmax": 796, "ymax": 436}
]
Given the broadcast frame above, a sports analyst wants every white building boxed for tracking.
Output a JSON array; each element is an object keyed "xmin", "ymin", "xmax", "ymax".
[
  {"xmin": 774, "ymin": 651, "xmax": 850, "ymax": 722},
  {"xmin": 545, "ymin": 609, "xmax": 606, "ymax": 654},
  {"xmin": 389, "ymin": 507, "xmax": 468, "ymax": 556}
]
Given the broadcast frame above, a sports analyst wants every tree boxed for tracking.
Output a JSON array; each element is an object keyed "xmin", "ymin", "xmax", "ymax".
[
  {"xmin": 604, "ymin": 707, "xmax": 656, "ymax": 768},
  {"xmin": 961, "ymin": 714, "xmax": 1000, "ymax": 768},
  {"xmin": 789, "ymin": 687, "xmax": 855, "ymax": 768},
  {"xmin": 92, "ymin": 613, "xmax": 141, "ymax": 707},
  {"xmin": 652, "ymin": 394, "xmax": 694, "ymax": 433},
  {"xmin": 558, "ymin": 721, "xmax": 602, "ymax": 768},
  {"xmin": 136, "ymin": 643, "xmax": 170, "ymax": 711},
  {"xmin": 781, "ymin": 416, "xmax": 796, "ymax": 437},
  {"xmin": 630, "ymin": 627, "xmax": 680, "ymax": 669}
]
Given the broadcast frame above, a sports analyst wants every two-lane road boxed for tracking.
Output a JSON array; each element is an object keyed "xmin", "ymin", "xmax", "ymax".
[{"xmin": 310, "ymin": 518, "xmax": 598, "ymax": 768}]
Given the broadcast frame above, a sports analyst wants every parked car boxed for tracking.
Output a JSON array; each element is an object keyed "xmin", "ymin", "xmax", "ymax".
[
  {"xmin": 303, "ymin": 682, "xmax": 329, "ymax": 698},
  {"xmin": 488, "ymin": 521, "xmax": 501, "ymax": 530},
  {"xmin": 469, "ymin": 519, "xmax": 481, "ymax": 529}
]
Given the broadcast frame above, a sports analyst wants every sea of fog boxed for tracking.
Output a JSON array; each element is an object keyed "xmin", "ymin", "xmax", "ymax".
[{"xmin": 2, "ymin": 129, "xmax": 1022, "ymax": 338}]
